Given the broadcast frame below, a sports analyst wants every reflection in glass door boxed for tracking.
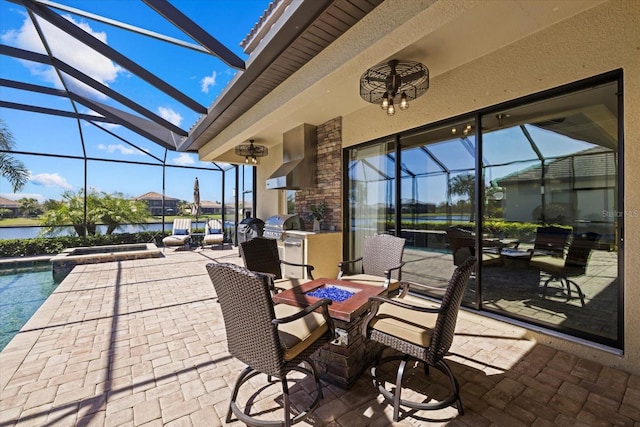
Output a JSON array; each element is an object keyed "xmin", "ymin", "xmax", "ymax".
[
  {"xmin": 480, "ymin": 80, "xmax": 619, "ymax": 346},
  {"xmin": 397, "ymin": 121, "xmax": 477, "ymax": 306},
  {"xmin": 345, "ymin": 74, "xmax": 622, "ymax": 348},
  {"xmin": 344, "ymin": 138, "xmax": 396, "ymax": 270}
]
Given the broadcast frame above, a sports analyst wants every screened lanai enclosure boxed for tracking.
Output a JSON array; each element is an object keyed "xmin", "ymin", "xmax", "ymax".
[
  {"xmin": 0, "ymin": 0, "xmax": 261, "ymax": 241},
  {"xmin": 345, "ymin": 73, "xmax": 622, "ymax": 349}
]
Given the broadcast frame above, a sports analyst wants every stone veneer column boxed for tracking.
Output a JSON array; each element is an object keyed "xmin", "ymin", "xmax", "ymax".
[{"xmin": 296, "ymin": 117, "xmax": 342, "ymax": 231}]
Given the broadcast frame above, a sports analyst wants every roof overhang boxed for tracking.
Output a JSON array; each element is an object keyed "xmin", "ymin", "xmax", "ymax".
[
  {"xmin": 189, "ymin": 0, "xmax": 607, "ymax": 163},
  {"xmin": 180, "ymin": 0, "xmax": 383, "ymax": 153}
]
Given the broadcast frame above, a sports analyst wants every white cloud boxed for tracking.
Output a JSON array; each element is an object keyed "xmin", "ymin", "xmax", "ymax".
[
  {"xmin": 29, "ymin": 173, "xmax": 73, "ymax": 190},
  {"xmin": 201, "ymin": 71, "xmax": 218, "ymax": 93},
  {"xmin": 158, "ymin": 107, "xmax": 183, "ymax": 126},
  {"xmin": 172, "ymin": 153, "xmax": 195, "ymax": 166},
  {"xmin": 96, "ymin": 143, "xmax": 145, "ymax": 155},
  {"xmin": 1, "ymin": 14, "xmax": 124, "ymax": 100}
]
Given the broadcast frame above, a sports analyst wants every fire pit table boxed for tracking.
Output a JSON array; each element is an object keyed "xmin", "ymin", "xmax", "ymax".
[{"xmin": 272, "ymin": 278, "xmax": 387, "ymax": 388}]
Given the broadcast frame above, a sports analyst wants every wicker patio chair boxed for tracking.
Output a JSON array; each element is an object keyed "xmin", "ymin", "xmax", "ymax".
[
  {"xmin": 162, "ymin": 218, "xmax": 191, "ymax": 249},
  {"xmin": 445, "ymin": 226, "xmax": 502, "ymax": 267},
  {"xmin": 337, "ymin": 233, "xmax": 406, "ymax": 289},
  {"xmin": 529, "ymin": 231, "xmax": 600, "ymax": 306},
  {"xmin": 361, "ymin": 256, "xmax": 477, "ymax": 421},
  {"xmin": 203, "ymin": 218, "xmax": 224, "ymax": 249},
  {"xmin": 206, "ymin": 262, "xmax": 335, "ymax": 427},
  {"xmin": 239, "ymin": 237, "xmax": 315, "ymax": 293}
]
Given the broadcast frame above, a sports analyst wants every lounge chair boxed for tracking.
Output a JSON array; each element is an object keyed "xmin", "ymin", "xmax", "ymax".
[
  {"xmin": 203, "ymin": 219, "xmax": 224, "ymax": 249},
  {"xmin": 162, "ymin": 218, "xmax": 192, "ymax": 249}
]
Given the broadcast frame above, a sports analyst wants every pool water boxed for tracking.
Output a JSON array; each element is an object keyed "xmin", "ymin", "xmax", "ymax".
[{"xmin": 0, "ymin": 269, "xmax": 57, "ymax": 351}]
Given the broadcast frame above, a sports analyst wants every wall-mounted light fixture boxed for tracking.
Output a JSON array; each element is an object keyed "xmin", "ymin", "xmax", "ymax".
[
  {"xmin": 235, "ymin": 139, "xmax": 268, "ymax": 164},
  {"xmin": 359, "ymin": 59, "xmax": 429, "ymax": 116},
  {"xmin": 451, "ymin": 124, "xmax": 474, "ymax": 136}
]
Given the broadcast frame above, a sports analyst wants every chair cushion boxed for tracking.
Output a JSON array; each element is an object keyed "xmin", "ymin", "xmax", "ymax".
[
  {"xmin": 203, "ymin": 234, "xmax": 224, "ymax": 244},
  {"xmin": 369, "ymin": 294, "xmax": 439, "ymax": 347},
  {"xmin": 173, "ymin": 229, "xmax": 189, "ymax": 235},
  {"xmin": 208, "ymin": 228, "xmax": 222, "ymax": 234},
  {"xmin": 163, "ymin": 235, "xmax": 191, "ymax": 245},
  {"xmin": 529, "ymin": 255, "xmax": 564, "ymax": 272},
  {"xmin": 274, "ymin": 304, "xmax": 328, "ymax": 361}
]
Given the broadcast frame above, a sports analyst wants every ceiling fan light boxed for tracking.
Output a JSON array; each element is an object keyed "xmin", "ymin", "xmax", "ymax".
[
  {"xmin": 387, "ymin": 99, "xmax": 396, "ymax": 116},
  {"xmin": 381, "ymin": 92, "xmax": 389, "ymax": 110},
  {"xmin": 399, "ymin": 92, "xmax": 409, "ymax": 110},
  {"xmin": 359, "ymin": 59, "xmax": 429, "ymax": 116},
  {"xmin": 236, "ymin": 139, "xmax": 268, "ymax": 164}
]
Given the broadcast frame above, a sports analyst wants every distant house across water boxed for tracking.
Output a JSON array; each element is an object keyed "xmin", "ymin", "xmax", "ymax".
[
  {"xmin": 134, "ymin": 192, "xmax": 181, "ymax": 216},
  {"xmin": 0, "ymin": 196, "xmax": 20, "ymax": 218}
]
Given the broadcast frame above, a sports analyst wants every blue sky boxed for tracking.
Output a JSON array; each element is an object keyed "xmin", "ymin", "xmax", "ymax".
[{"xmin": 0, "ymin": 0, "xmax": 271, "ymax": 203}]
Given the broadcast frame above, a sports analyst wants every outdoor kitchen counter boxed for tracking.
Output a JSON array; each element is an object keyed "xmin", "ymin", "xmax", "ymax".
[{"xmin": 284, "ymin": 231, "xmax": 342, "ymax": 279}]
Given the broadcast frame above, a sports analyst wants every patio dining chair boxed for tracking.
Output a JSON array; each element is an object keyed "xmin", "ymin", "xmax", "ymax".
[
  {"xmin": 239, "ymin": 237, "xmax": 315, "ymax": 293},
  {"xmin": 361, "ymin": 256, "xmax": 477, "ymax": 421},
  {"xmin": 206, "ymin": 262, "xmax": 335, "ymax": 427},
  {"xmin": 203, "ymin": 218, "xmax": 224, "ymax": 249},
  {"xmin": 445, "ymin": 226, "xmax": 502, "ymax": 267},
  {"xmin": 528, "ymin": 225, "xmax": 572, "ymax": 258},
  {"xmin": 529, "ymin": 231, "xmax": 600, "ymax": 306},
  {"xmin": 337, "ymin": 233, "xmax": 405, "ymax": 289},
  {"xmin": 162, "ymin": 218, "xmax": 191, "ymax": 249}
]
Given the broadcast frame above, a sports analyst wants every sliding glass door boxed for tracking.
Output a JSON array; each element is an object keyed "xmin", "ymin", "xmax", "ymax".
[
  {"xmin": 480, "ymin": 80, "xmax": 619, "ymax": 345},
  {"xmin": 344, "ymin": 73, "xmax": 622, "ymax": 348},
  {"xmin": 343, "ymin": 138, "xmax": 396, "ymax": 271}
]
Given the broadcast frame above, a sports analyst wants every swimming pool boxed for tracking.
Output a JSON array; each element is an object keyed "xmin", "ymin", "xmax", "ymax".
[{"xmin": 0, "ymin": 267, "xmax": 57, "ymax": 351}]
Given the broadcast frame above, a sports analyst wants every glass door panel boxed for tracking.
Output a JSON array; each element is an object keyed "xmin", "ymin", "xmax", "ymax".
[
  {"xmin": 344, "ymin": 139, "xmax": 396, "ymax": 271},
  {"xmin": 398, "ymin": 121, "xmax": 477, "ymax": 305},
  {"xmin": 480, "ymin": 80, "xmax": 619, "ymax": 346}
]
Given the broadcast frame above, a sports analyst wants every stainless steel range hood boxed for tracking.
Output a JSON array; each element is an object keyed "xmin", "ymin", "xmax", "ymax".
[{"xmin": 266, "ymin": 123, "xmax": 317, "ymax": 190}]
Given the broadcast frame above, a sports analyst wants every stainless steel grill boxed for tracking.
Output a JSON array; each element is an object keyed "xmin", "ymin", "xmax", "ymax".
[
  {"xmin": 237, "ymin": 217, "xmax": 264, "ymax": 244},
  {"xmin": 263, "ymin": 214, "xmax": 304, "ymax": 240}
]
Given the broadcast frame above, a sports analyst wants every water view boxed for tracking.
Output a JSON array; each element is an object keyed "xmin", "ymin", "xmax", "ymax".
[{"xmin": 0, "ymin": 221, "xmax": 216, "ymax": 240}]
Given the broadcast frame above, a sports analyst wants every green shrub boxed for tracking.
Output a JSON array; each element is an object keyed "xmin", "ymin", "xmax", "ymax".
[{"xmin": 0, "ymin": 231, "xmax": 170, "ymax": 257}]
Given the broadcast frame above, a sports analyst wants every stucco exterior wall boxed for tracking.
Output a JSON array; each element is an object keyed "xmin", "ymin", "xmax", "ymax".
[{"xmin": 343, "ymin": 0, "xmax": 640, "ymax": 374}]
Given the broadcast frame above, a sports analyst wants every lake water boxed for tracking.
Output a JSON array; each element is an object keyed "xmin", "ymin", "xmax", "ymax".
[{"xmin": 0, "ymin": 221, "xmax": 222, "ymax": 240}]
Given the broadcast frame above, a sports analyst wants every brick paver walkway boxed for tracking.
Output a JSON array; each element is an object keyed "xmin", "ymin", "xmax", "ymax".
[{"xmin": 1, "ymin": 248, "xmax": 638, "ymax": 426}]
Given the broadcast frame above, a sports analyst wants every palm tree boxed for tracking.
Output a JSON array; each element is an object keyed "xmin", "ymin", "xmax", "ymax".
[
  {"xmin": 19, "ymin": 197, "xmax": 39, "ymax": 218},
  {"xmin": 449, "ymin": 173, "xmax": 476, "ymax": 221},
  {"xmin": 40, "ymin": 189, "xmax": 150, "ymax": 237},
  {"xmin": 99, "ymin": 192, "xmax": 150, "ymax": 234},
  {"xmin": 0, "ymin": 119, "xmax": 29, "ymax": 192}
]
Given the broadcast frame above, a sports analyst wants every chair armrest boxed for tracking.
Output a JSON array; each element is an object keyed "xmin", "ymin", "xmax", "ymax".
[
  {"xmin": 382, "ymin": 261, "xmax": 406, "ymax": 288},
  {"xmin": 397, "ymin": 280, "xmax": 446, "ymax": 297},
  {"xmin": 273, "ymin": 298, "xmax": 336, "ymax": 338},
  {"xmin": 279, "ymin": 260, "xmax": 315, "ymax": 280},
  {"xmin": 337, "ymin": 257, "xmax": 363, "ymax": 278},
  {"xmin": 251, "ymin": 271, "xmax": 278, "ymax": 292}
]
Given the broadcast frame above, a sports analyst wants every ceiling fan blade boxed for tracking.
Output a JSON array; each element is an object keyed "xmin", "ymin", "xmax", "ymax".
[
  {"xmin": 401, "ymin": 69, "xmax": 426, "ymax": 83},
  {"xmin": 365, "ymin": 76, "xmax": 388, "ymax": 83}
]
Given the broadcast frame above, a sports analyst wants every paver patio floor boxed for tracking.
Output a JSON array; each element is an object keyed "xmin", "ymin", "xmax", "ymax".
[{"xmin": 1, "ymin": 248, "xmax": 638, "ymax": 426}]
